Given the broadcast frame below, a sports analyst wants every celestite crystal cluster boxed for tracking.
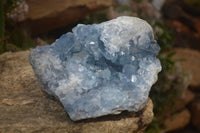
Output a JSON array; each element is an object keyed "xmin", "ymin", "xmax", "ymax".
[{"xmin": 29, "ymin": 16, "xmax": 161, "ymax": 121}]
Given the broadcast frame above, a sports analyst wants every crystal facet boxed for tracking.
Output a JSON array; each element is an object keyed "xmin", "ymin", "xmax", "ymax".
[{"xmin": 29, "ymin": 16, "xmax": 162, "ymax": 121}]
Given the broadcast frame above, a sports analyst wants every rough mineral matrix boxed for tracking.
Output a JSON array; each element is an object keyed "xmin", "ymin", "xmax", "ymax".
[{"xmin": 30, "ymin": 16, "xmax": 162, "ymax": 121}]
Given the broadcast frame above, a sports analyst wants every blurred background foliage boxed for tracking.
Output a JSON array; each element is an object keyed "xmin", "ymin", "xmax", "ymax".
[{"xmin": 0, "ymin": 0, "xmax": 36, "ymax": 54}]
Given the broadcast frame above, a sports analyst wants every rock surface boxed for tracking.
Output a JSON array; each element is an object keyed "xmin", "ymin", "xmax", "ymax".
[
  {"xmin": 163, "ymin": 109, "xmax": 191, "ymax": 132},
  {"xmin": 172, "ymin": 48, "xmax": 200, "ymax": 89},
  {"xmin": 174, "ymin": 89, "xmax": 195, "ymax": 112},
  {"xmin": 30, "ymin": 16, "xmax": 161, "ymax": 121},
  {"xmin": 24, "ymin": 0, "xmax": 113, "ymax": 34},
  {"xmin": 0, "ymin": 51, "xmax": 154, "ymax": 133}
]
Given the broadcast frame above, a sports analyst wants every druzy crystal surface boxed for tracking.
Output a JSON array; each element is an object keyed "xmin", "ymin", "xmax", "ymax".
[{"xmin": 29, "ymin": 16, "xmax": 162, "ymax": 121}]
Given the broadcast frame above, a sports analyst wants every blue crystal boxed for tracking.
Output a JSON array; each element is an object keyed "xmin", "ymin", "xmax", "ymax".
[{"xmin": 29, "ymin": 16, "xmax": 162, "ymax": 121}]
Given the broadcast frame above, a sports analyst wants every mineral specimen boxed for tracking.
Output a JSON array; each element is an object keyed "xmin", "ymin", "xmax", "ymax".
[{"xmin": 29, "ymin": 16, "xmax": 162, "ymax": 121}]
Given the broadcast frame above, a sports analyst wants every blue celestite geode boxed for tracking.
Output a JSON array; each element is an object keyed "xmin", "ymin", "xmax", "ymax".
[{"xmin": 29, "ymin": 16, "xmax": 162, "ymax": 121}]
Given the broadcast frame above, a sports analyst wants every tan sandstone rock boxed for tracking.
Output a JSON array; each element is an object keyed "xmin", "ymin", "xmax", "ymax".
[
  {"xmin": 172, "ymin": 48, "xmax": 200, "ymax": 89},
  {"xmin": 24, "ymin": 0, "xmax": 113, "ymax": 34},
  {"xmin": 163, "ymin": 109, "xmax": 191, "ymax": 132},
  {"xmin": 0, "ymin": 51, "xmax": 154, "ymax": 133},
  {"xmin": 174, "ymin": 89, "xmax": 195, "ymax": 112}
]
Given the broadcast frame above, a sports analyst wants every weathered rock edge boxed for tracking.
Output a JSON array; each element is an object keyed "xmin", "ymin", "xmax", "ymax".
[{"xmin": 23, "ymin": 0, "xmax": 113, "ymax": 34}]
